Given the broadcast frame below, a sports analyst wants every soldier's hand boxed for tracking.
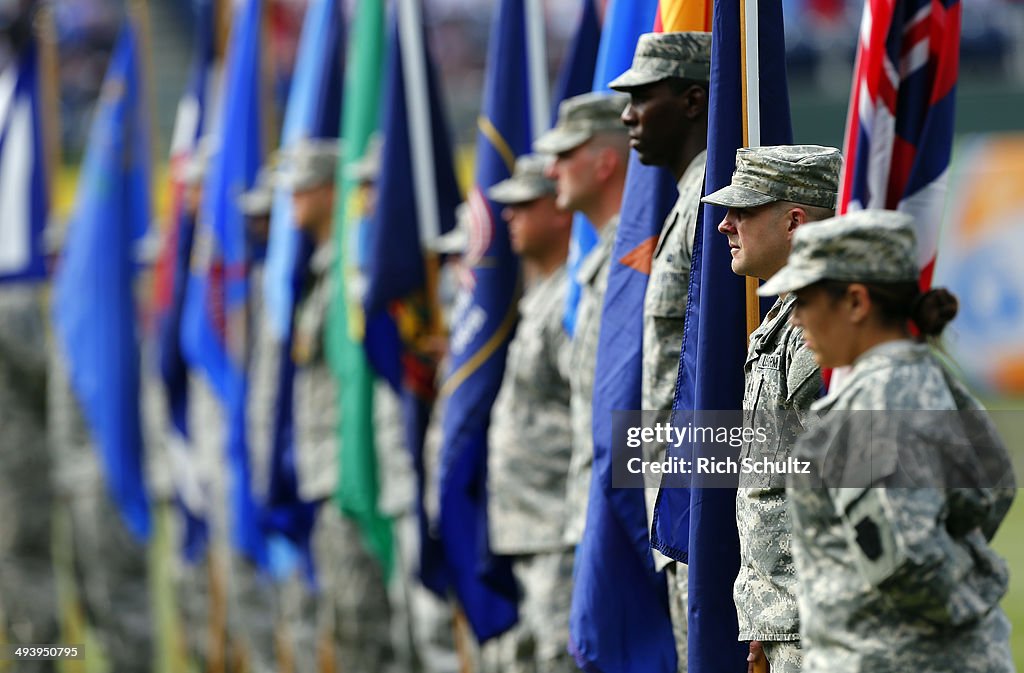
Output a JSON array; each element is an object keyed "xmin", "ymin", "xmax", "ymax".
[{"xmin": 747, "ymin": 640, "xmax": 769, "ymax": 673}]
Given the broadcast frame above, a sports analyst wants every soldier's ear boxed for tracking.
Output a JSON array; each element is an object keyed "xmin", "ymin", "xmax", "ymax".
[
  {"xmin": 594, "ymin": 147, "xmax": 617, "ymax": 182},
  {"xmin": 681, "ymin": 84, "xmax": 708, "ymax": 119},
  {"xmin": 788, "ymin": 206, "xmax": 808, "ymax": 233},
  {"xmin": 847, "ymin": 283, "xmax": 872, "ymax": 324}
]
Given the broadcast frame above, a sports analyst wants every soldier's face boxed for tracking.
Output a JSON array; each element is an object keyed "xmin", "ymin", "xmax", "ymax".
[
  {"xmin": 718, "ymin": 203, "xmax": 795, "ymax": 281},
  {"xmin": 547, "ymin": 142, "xmax": 599, "ymax": 213},
  {"xmin": 292, "ymin": 183, "xmax": 335, "ymax": 242},
  {"xmin": 184, "ymin": 183, "xmax": 203, "ymax": 218},
  {"xmin": 792, "ymin": 285, "xmax": 854, "ymax": 368},
  {"xmin": 621, "ymin": 81, "xmax": 690, "ymax": 167},
  {"xmin": 358, "ymin": 181, "xmax": 378, "ymax": 217},
  {"xmin": 502, "ymin": 196, "xmax": 569, "ymax": 258}
]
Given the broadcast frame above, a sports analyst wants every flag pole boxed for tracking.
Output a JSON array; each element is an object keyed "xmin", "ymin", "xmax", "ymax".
[
  {"xmin": 129, "ymin": 0, "xmax": 160, "ymax": 185},
  {"xmin": 205, "ymin": 2, "xmax": 237, "ymax": 669},
  {"xmin": 397, "ymin": 0, "xmax": 441, "ymax": 245},
  {"xmin": 524, "ymin": 0, "xmax": 550, "ymax": 137},
  {"xmin": 739, "ymin": 0, "xmax": 761, "ymax": 337},
  {"xmin": 397, "ymin": 0, "xmax": 448, "ymax": 342}
]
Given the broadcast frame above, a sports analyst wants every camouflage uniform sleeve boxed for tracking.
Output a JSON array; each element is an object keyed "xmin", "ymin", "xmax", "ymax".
[
  {"xmin": 833, "ymin": 483, "xmax": 1010, "ymax": 631},
  {"xmin": 0, "ymin": 288, "xmax": 47, "ymax": 392}
]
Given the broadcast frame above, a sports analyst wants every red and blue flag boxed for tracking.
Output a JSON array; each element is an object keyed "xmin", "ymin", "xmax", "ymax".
[
  {"xmin": 839, "ymin": 0, "xmax": 960, "ymax": 288},
  {"xmin": 181, "ymin": 0, "xmax": 266, "ymax": 567}
]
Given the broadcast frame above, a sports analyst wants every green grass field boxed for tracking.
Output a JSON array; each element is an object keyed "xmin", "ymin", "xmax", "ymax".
[{"xmin": 994, "ymin": 495, "xmax": 1024, "ymax": 669}]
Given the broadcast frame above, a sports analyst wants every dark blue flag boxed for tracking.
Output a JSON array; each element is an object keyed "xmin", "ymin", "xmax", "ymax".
[
  {"xmin": 570, "ymin": 149, "xmax": 679, "ymax": 673},
  {"xmin": 52, "ymin": 19, "xmax": 152, "ymax": 541},
  {"xmin": 651, "ymin": 1, "xmax": 793, "ymax": 671},
  {"xmin": 362, "ymin": 6, "xmax": 460, "ymax": 596},
  {"xmin": 436, "ymin": 0, "xmax": 540, "ymax": 642},
  {"xmin": 263, "ymin": 0, "xmax": 344, "ymax": 341},
  {"xmin": 259, "ymin": 0, "xmax": 344, "ymax": 580},
  {"xmin": 550, "ymin": 0, "xmax": 601, "ymax": 126},
  {"xmin": 0, "ymin": 35, "xmax": 48, "ymax": 283},
  {"xmin": 181, "ymin": 0, "xmax": 266, "ymax": 566},
  {"xmin": 567, "ymin": 4, "xmax": 678, "ymax": 671}
]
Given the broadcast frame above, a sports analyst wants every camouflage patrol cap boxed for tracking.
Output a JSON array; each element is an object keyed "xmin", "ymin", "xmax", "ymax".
[
  {"xmin": 533, "ymin": 92, "xmax": 629, "ymax": 155},
  {"xmin": 758, "ymin": 209, "xmax": 919, "ymax": 296},
  {"xmin": 608, "ymin": 31, "xmax": 712, "ymax": 91},
  {"xmin": 275, "ymin": 138, "xmax": 342, "ymax": 192},
  {"xmin": 237, "ymin": 158, "xmax": 278, "ymax": 217},
  {"xmin": 349, "ymin": 133, "xmax": 383, "ymax": 183},
  {"xmin": 702, "ymin": 145, "xmax": 842, "ymax": 210},
  {"xmin": 486, "ymin": 154, "xmax": 557, "ymax": 205}
]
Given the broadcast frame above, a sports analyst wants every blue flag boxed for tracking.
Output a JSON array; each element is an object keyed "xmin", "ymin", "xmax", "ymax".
[
  {"xmin": 570, "ymin": 148, "xmax": 679, "ymax": 673},
  {"xmin": 437, "ymin": 0, "xmax": 539, "ymax": 642},
  {"xmin": 262, "ymin": 264, "xmax": 318, "ymax": 582},
  {"xmin": 651, "ymin": 1, "xmax": 793, "ymax": 671},
  {"xmin": 362, "ymin": 7, "xmax": 460, "ymax": 596},
  {"xmin": 0, "ymin": 36, "xmax": 48, "ymax": 283},
  {"xmin": 181, "ymin": 0, "xmax": 266, "ymax": 566},
  {"xmin": 52, "ymin": 19, "xmax": 152, "ymax": 541},
  {"xmin": 154, "ymin": 0, "xmax": 217, "ymax": 563},
  {"xmin": 563, "ymin": 0, "xmax": 658, "ymax": 336},
  {"xmin": 263, "ymin": 0, "xmax": 344, "ymax": 341}
]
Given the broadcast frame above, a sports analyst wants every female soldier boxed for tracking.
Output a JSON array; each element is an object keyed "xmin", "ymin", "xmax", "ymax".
[{"xmin": 757, "ymin": 209, "xmax": 1015, "ymax": 673}]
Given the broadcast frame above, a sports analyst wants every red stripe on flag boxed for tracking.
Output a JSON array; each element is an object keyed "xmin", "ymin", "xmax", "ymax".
[
  {"xmin": 930, "ymin": 0, "xmax": 960, "ymax": 104},
  {"xmin": 901, "ymin": 17, "xmax": 931, "ymax": 57},
  {"xmin": 838, "ymin": 57, "xmax": 866, "ymax": 212},
  {"xmin": 876, "ymin": 63, "xmax": 899, "ymax": 114},
  {"xmin": 918, "ymin": 255, "xmax": 937, "ymax": 291}
]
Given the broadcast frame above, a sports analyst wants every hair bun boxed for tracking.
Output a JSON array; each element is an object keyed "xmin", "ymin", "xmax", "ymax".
[{"xmin": 912, "ymin": 288, "xmax": 958, "ymax": 337}]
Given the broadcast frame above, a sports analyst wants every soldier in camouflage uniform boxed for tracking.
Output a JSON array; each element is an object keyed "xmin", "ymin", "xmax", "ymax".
[
  {"xmin": 485, "ymin": 155, "xmax": 576, "ymax": 673},
  {"xmin": 47, "ymin": 233, "xmax": 156, "ymax": 671},
  {"xmin": 234, "ymin": 164, "xmax": 282, "ymax": 672},
  {"xmin": 761, "ymin": 210, "xmax": 1015, "ymax": 673},
  {"xmin": 281, "ymin": 138, "xmax": 394, "ymax": 673},
  {"xmin": 534, "ymin": 92, "xmax": 630, "ymax": 548},
  {"xmin": 0, "ymin": 284, "xmax": 57, "ymax": 672},
  {"xmin": 173, "ymin": 138, "xmax": 231, "ymax": 670},
  {"xmin": 607, "ymin": 31, "xmax": 713, "ymax": 669},
  {"xmin": 701, "ymin": 145, "xmax": 841, "ymax": 672},
  {"xmin": 349, "ymin": 137, "xmax": 460, "ymax": 673}
]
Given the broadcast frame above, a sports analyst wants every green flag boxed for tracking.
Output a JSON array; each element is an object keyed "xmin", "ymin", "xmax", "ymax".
[{"xmin": 326, "ymin": 0, "xmax": 392, "ymax": 577}]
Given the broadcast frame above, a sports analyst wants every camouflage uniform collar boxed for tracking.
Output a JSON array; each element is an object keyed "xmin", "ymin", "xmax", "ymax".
[
  {"xmin": 813, "ymin": 339, "xmax": 924, "ymax": 410},
  {"xmin": 522, "ymin": 264, "xmax": 567, "ymax": 310},
  {"xmin": 310, "ymin": 242, "xmax": 334, "ymax": 273},
  {"xmin": 852, "ymin": 338, "xmax": 927, "ymax": 370},
  {"xmin": 577, "ymin": 217, "xmax": 619, "ymax": 285},
  {"xmin": 678, "ymin": 149, "xmax": 708, "ymax": 191}
]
